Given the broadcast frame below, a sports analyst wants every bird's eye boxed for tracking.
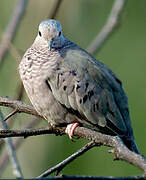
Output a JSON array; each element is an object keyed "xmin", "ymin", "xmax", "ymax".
[
  {"xmin": 58, "ymin": 31, "xmax": 61, "ymax": 36},
  {"xmin": 39, "ymin": 31, "xmax": 42, "ymax": 37}
]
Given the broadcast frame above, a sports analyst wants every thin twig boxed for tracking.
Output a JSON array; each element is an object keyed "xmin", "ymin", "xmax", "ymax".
[
  {"xmin": 16, "ymin": 82, "xmax": 24, "ymax": 101},
  {"xmin": 37, "ymin": 141, "xmax": 96, "ymax": 178},
  {"xmin": 0, "ymin": 109, "xmax": 23, "ymax": 178},
  {"xmin": 8, "ymin": 41, "xmax": 22, "ymax": 62},
  {"xmin": 48, "ymin": 0, "xmax": 63, "ymax": 19},
  {"xmin": 0, "ymin": 30, "xmax": 22, "ymax": 62},
  {"xmin": 4, "ymin": 109, "xmax": 18, "ymax": 122},
  {"xmin": 5, "ymin": 80, "xmax": 25, "ymax": 126},
  {"xmin": 0, "ymin": 117, "xmax": 39, "ymax": 177},
  {"xmin": 0, "ymin": 78, "xmax": 24, "ymax": 153},
  {"xmin": 0, "ymin": 77, "xmax": 24, "ymax": 174},
  {"xmin": 87, "ymin": 0, "xmax": 126, "ymax": 54},
  {"xmin": 0, "ymin": 0, "xmax": 27, "ymax": 64}
]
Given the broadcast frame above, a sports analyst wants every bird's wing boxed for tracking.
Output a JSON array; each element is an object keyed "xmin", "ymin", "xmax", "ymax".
[{"xmin": 48, "ymin": 45, "xmax": 132, "ymax": 136}]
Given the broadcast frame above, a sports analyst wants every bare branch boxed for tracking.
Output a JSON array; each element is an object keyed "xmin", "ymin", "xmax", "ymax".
[
  {"xmin": 0, "ymin": 98, "xmax": 146, "ymax": 177},
  {"xmin": 48, "ymin": 0, "xmax": 63, "ymax": 19},
  {"xmin": 0, "ymin": 117, "xmax": 39, "ymax": 176},
  {"xmin": 0, "ymin": 109, "xmax": 23, "ymax": 178},
  {"xmin": 0, "ymin": 127, "xmax": 57, "ymax": 138},
  {"xmin": 0, "ymin": 79, "xmax": 25, "ymax": 155},
  {"xmin": 38, "ymin": 141, "xmax": 96, "ymax": 178},
  {"xmin": 0, "ymin": 175, "xmax": 143, "ymax": 180},
  {"xmin": 87, "ymin": 0, "xmax": 126, "ymax": 54},
  {"xmin": 0, "ymin": 96, "xmax": 41, "ymax": 118},
  {"xmin": 74, "ymin": 127, "xmax": 146, "ymax": 175},
  {"xmin": 0, "ymin": 126, "xmax": 146, "ymax": 177},
  {"xmin": 0, "ymin": 0, "xmax": 27, "ymax": 64},
  {"xmin": 8, "ymin": 41, "xmax": 22, "ymax": 62},
  {"xmin": 4, "ymin": 109, "xmax": 18, "ymax": 122},
  {"xmin": 16, "ymin": 82, "xmax": 24, "ymax": 101},
  {"xmin": 0, "ymin": 77, "xmax": 24, "ymax": 174},
  {"xmin": 5, "ymin": 82, "xmax": 25, "ymax": 125}
]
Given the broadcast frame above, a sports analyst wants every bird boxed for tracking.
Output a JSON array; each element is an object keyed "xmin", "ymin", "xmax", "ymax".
[{"xmin": 19, "ymin": 19, "xmax": 139, "ymax": 154}]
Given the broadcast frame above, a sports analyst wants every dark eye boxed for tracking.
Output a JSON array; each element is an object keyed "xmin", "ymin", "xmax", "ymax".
[
  {"xmin": 58, "ymin": 31, "xmax": 61, "ymax": 36},
  {"xmin": 39, "ymin": 31, "xmax": 42, "ymax": 37}
]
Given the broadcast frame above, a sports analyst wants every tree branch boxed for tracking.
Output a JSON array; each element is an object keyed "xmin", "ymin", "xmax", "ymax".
[
  {"xmin": 0, "ymin": 97, "xmax": 146, "ymax": 178},
  {"xmin": 0, "ymin": 74, "xmax": 24, "ymax": 175},
  {"xmin": 16, "ymin": 82, "xmax": 24, "ymax": 101},
  {"xmin": 0, "ymin": 117, "xmax": 39, "ymax": 176},
  {"xmin": 0, "ymin": 0, "xmax": 27, "ymax": 64},
  {"xmin": 87, "ymin": 0, "xmax": 126, "ymax": 54},
  {"xmin": 48, "ymin": 0, "xmax": 63, "ymax": 19},
  {"xmin": 4, "ymin": 109, "xmax": 18, "ymax": 122},
  {"xmin": 0, "ymin": 126, "xmax": 146, "ymax": 177},
  {"xmin": 0, "ymin": 175, "xmax": 144, "ymax": 180},
  {"xmin": 74, "ymin": 127, "xmax": 146, "ymax": 175},
  {"xmin": 0, "ymin": 109, "xmax": 23, "ymax": 178},
  {"xmin": 0, "ymin": 96, "xmax": 41, "ymax": 118},
  {"xmin": 38, "ymin": 141, "xmax": 96, "ymax": 178}
]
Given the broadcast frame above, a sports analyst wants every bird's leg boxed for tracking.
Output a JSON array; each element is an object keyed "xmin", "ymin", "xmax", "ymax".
[{"xmin": 65, "ymin": 123, "xmax": 79, "ymax": 139}]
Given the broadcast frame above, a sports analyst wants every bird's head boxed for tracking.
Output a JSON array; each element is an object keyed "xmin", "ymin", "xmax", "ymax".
[{"xmin": 35, "ymin": 19, "xmax": 65, "ymax": 50}]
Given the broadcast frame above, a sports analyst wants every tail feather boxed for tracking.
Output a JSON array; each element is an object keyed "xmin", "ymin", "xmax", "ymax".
[{"xmin": 121, "ymin": 136, "xmax": 139, "ymax": 154}]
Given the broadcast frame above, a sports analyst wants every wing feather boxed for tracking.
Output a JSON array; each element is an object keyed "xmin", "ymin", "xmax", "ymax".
[{"xmin": 48, "ymin": 45, "xmax": 132, "ymax": 136}]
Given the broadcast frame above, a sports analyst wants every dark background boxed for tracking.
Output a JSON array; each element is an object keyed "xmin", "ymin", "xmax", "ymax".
[{"xmin": 0, "ymin": 0, "xmax": 146, "ymax": 178}]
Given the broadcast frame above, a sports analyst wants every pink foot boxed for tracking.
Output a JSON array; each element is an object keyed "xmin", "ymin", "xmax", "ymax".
[{"xmin": 65, "ymin": 123, "xmax": 79, "ymax": 139}]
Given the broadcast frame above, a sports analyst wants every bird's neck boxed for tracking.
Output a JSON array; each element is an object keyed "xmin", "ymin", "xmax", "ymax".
[
  {"xmin": 51, "ymin": 35, "xmax": 73, "ymax": 50},
  {"xmin": 33, "ymin": 36, "xmax": 50, "ymax": 51}
]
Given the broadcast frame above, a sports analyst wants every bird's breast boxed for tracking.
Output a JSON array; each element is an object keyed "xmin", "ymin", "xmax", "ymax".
[{"xmin": 19, "ymin": 49, "xmax": 69, "ymax": 124}]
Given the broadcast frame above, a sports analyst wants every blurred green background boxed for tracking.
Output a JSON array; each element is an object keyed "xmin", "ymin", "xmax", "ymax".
[{"xmin": 0, "ymin": 0, "xmax": 146, "ymax": 178}]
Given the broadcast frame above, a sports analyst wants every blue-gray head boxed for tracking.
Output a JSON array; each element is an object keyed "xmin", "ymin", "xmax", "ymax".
[{"xmin": 34, "ymin": 19, "xmax": 65, "ymax": 50}]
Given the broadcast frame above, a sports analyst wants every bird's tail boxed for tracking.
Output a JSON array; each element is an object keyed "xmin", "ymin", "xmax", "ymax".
[{"xmin": 121, "ymin": 136, "xmax": 140, "ymax": 154}]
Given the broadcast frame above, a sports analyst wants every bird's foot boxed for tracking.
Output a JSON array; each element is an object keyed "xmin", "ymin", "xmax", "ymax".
[{"xmin": 65, "ymin": 123, "xmax": 79, "ymax": 139}]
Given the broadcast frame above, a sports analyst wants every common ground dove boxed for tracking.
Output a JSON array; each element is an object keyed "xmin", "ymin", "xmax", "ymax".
[{"xmin": 19, "ymin": 19, "xmax": 139, "ymax": 153}]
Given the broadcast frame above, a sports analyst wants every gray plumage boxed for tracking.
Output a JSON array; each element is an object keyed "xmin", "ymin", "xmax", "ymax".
[{"xmin": 19, "ymin": 19, "xmax": 139, "ymax": 153}]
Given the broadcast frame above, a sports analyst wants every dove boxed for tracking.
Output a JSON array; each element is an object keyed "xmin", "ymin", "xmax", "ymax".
[{"xmin": 19, "ymin": 19, "xmax": 139, "ymax": 153}]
